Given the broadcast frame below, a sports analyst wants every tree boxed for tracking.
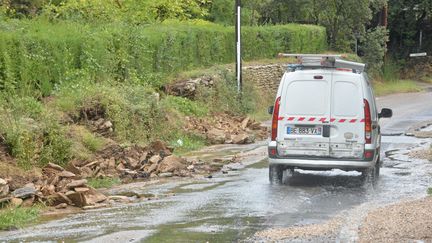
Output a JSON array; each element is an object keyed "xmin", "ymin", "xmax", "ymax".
[{"xmin": 388, "ymin": 0, "xmax": 432, "ymax": 56}]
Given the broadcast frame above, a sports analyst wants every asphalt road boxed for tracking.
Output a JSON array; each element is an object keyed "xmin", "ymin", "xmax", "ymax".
[{"xmin": 1, "ymin": 90, "xmax": 432, "ymax": 242}]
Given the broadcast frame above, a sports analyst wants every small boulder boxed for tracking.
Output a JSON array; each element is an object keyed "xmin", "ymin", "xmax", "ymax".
[
  {"xmin": 157, "ymin": 156, "xmax": 187, "ymax": 173},
  {"xmin": 10, "ymin": 198, "xmax": 23, "ymax": 207},
  {"xmin": 144, "ymin": 163, "xmax": 158, "ymax": 174},
  {"xmin": 11, "ymin": 186, "xmax": 36, "ymax": 199},
  {"xmin": 207, "ymin": 128, "xmax": 226, "ymax": 144}
]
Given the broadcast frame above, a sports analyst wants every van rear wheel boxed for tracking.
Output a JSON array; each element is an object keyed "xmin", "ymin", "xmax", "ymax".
[
  {"xmin": 269, "ymin": 164, "xmax": 283, "ymax": 184},
  {"xmin": 361, "ymin": 160, "xmax": 380, "ymax": 184}
]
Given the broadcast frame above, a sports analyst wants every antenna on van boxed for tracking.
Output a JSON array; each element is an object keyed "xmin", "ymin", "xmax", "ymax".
[{"xmin": 277, "ymin": 53, "xmax": 366, "ymax": 73}]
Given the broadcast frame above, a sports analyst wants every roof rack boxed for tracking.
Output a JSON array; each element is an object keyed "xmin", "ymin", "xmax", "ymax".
[{"xmin": 277, "ymin": 53, "xmax": 366, "ymax": 73}]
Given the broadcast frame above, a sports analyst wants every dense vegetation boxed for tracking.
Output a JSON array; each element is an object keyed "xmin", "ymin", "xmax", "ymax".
[{"xmin": 0, "ymin": 20, "xmax": 325, "ymax": 97}]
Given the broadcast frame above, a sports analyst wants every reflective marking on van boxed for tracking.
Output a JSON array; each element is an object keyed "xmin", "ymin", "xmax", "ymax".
[{"xmin": 282, "ymin": 116, "xmax": 366, "ymax": 123}]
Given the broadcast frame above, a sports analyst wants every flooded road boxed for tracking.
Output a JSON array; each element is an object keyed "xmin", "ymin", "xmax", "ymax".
[{"xmin": 1, "ymin": 91, "xmax": 432, "ymax": 242}]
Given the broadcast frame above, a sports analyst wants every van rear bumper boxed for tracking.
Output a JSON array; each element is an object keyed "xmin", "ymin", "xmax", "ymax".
[{"xmin": 269, "ymin": 158, "xmax": 374, "ymax": 170}]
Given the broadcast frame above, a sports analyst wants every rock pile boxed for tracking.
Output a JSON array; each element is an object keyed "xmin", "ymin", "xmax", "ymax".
[
  {"xmin": 164, "ymin": 76, "xmax": 215, "ymax": 98},
  {"xmin": 0, "ymin": 141, "xmax": 195, "ymax": 210},
  {"xmin": 185, "ymin": 114, "xmax": 267, "ymax": 145},
  {"xmin": 72, "ymin": 140, "xmax": 190, "ymax": 180}
]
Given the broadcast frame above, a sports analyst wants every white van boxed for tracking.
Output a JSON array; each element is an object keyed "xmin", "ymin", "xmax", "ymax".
[{"xmin": 268, "ymin": 54, "xmax": 393, "ymax": 184}]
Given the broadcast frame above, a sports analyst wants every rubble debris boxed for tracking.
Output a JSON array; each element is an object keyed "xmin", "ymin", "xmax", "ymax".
[{"xmin": 185, "ymin": 113, "xmax": 267, "ymax": 145}]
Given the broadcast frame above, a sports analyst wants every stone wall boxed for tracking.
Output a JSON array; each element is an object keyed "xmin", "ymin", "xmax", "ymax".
[{"xmin": 243, "ymin": 64, "xmax": 286, "ymax": 94}]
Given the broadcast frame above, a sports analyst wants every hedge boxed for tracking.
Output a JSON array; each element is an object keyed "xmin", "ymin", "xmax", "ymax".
[{"xmin": 0, "ymin": 20, "xmax": 326, "ymax": 97}]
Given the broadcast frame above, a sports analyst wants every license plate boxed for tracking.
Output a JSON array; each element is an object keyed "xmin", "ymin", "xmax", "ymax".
[{"xmin": 287, "ymin": 126, "xmax": 322, "ymax": 135}]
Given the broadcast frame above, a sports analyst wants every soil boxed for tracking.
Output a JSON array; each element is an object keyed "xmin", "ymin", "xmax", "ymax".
[{"xmin": 358, "ymin": 196, "xmax": 432, "ymax": 242}]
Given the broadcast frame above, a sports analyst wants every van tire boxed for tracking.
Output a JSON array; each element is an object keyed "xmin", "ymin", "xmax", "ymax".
[{"xmin": 269, "ymin": 164, "xmax": 283, "ymax": 184}]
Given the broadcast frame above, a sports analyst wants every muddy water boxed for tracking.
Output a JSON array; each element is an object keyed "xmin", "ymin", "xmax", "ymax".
[{"xmin": 1, "ymin": 91, "xmax": 432, "ymax": 242}]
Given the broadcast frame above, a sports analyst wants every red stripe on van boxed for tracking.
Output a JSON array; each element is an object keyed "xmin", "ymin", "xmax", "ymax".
[
  {"xmin": 288, "ymin": 117, "xmax": 295, "ymax": 121},
  {"xmin": 319, "ymin": 118, "xmax": 327, "ymax": 122},
  {"xmin": 309, "ymin": 118, "xmax": 316, "ymax": 121},
  {"xmin": 339, "ymin": 119, "xmax": 346, "ymax": 123},
  {"xmin": 278, "ymin": 116, "xmax": 284, "ymax": 121},
  {"xmin": 330, "ymin": 118, "xmax": 336, "ymax": 122},
  {"xmin": 298, "ymin": 117, "xmax": 305, "ymax": 121},
  {"xmin": 360, "ymin": 119, "xmax": 365, "ymax": 123},
  {"xmin": 350, "ymin": 119, "xmax": 357, "ymax": 123}
]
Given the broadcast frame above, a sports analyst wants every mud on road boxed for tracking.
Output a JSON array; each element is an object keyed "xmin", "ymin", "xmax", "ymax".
[{"xmin": 0, "ymin": 91, "xmax": 431, "ymax": 242}]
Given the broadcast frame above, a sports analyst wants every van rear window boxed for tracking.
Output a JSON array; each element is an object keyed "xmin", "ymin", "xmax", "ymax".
[
  {"xmin": 332, "ymin": 81, "xmax": 361, "ymax": 117},
  {"xmin": 284, "ymin": 80, "xmax": 328, "ymax": 116}
]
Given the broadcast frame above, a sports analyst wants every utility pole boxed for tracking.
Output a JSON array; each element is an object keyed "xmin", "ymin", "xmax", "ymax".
[{"xmin": 235, "ymin": 0, "xmax": 242, "ymax": 94}]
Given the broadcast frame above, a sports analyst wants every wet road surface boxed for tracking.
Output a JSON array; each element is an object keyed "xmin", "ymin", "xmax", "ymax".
[{"xmin": 1, "ymin": 91, "xmax": 432, "ymax": 242}]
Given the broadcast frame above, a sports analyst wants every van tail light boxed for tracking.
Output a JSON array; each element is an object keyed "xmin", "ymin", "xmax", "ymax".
[
  {"xmin": 271, "ymin": 97, "xmax": 281, "ymax": 141},
  {"xmin": 364, "ymin": 150, "xmax": 375, "ymax": 160},
  {"xmin": 363, "ymin": 99, "xmax": 372, "ymax": 144}
]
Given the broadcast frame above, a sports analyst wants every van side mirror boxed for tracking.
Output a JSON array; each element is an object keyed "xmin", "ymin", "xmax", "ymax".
[
  {"xmin": 379, "ymin": 108, "xmax": 393, "ymax": 118},
  {"xmin": 268, "ymin": 106, "xmax": 274, "ymax": 115}
]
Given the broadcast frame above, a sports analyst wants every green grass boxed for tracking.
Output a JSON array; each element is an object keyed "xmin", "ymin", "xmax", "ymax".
[
  {"xmin": 0, "ymin": 207, "xmax": 40, "ymax": 230},
  {"xmin": 87, "ymin": 177, "xmax": 121, "ymax": 189},
  {"xmin": 170, "ymin": 134, "xmax": 207, "ymax": 155},
  {"xmin": 428, "ymin": 188, "xmax": 432, "ymax": 195},
  {"xmin": 373, "ymin": 80, "xmax": 423, "ymax": 96}
]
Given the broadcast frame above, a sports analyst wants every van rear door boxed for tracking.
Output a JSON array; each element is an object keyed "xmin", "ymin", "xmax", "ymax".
[
  {"xmin": 329, "ymin": 72, "xmax": 365, "ymax": 159},
  {"xmin": 277, "ymin": 71, "xmax": 331, "ymax": 157}
]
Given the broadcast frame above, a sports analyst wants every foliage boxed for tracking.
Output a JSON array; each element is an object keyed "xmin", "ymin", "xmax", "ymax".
[
  {"xmin": 0, "ymin": 20, "xmax": 326, "ymax": 97},
  {"xmin": 53, "ymin": 81, "xmax": 163, "ymax": 144},
  {"xmin": 0, "ymin": 95, "xmax": 71, "ymax": 169},
  {"xmin": 428, "ymin": 187, "xmax": 432, "ymax": 195},
  {"xmin": 388, "ymin": 0, "xmax": 432, "ymax": 57},
  {"xmin": 87, "ymin": 177, "xmax": 121, "ymax": 189},
  {"xmin": 0, "ymin": 206, "xmax": 39, "ymax": 230},
  {"xmin": 360, "ymin": 27, "xmax": 389, "ymax": 75},
  {"xmin": 161, "ymin": 96, "xmax": 208, "ymax": 117}
]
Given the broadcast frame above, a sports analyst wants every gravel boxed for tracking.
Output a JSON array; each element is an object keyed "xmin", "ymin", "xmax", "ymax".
[
  {"xmin": 253, "ymin": 217, "xmax": 342, "ymax": 241},
  {"xmin": 359, "ymin": 196, "xmax": 432, "ymax": 242}
]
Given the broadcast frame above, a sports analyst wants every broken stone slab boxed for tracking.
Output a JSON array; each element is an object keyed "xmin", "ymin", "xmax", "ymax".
[
  {"xmin": 144, "ymin": 163, "xmax": 158, "ymax": 174},
  {"xmin": 45, "ymin": 162, "xmax": 64, "ymax": 171},
  {"xmin": 55, "ymin": 203, "xmax": 68, "ymax": 209},
  {"xmin": 66, "ymin": 187, "xmax": 107, "ymax": 208},
  {"xmin": 148, "ymin": 155, "xmax": 162, "ymax": 164},
  {"xmin": 0, "ymin": 178, "xmax": 7, "ymax": 186},
  {"xmin": 157, "ymin": 155, "xmax": 187, "ymax": 173},
  {"xmin": 66, "ymin": 179, "xmax": 88, "ymax": 189},
  {"xmin": 46, "ymin": 192, "xmax": 73, "ymax": 206},
  {"xmin": 241, "ymin": 117, "xmax": 250, "ymax": 129},
  {"xmin": 158, "ymin": 172, "xmax": 173, "ymax": 178},
  {"xmin": 0, "ymin": 184, "xmax": 9, "ymax": 197},
  {"xmin": 11, "ymin": 186, "xmax": 36, "ymax": 199},
  {"xmin": 74, "ymin": 187, "xmax": 90, "ymax": 193},
  {"xmin": 58, "ymin": 171, "xmax": 76, "ymax": 178}
]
